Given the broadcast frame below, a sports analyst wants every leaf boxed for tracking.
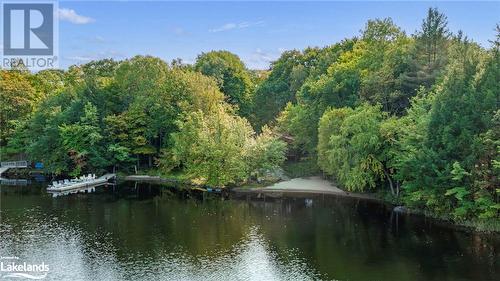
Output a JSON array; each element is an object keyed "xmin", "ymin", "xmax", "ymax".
[{"xmin": 445, "ymin": 187, "xmax": 469, "ymax": 201}]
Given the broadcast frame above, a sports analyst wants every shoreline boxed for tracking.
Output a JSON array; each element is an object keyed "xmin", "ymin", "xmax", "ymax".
[
  {"xmin": 121, "ymin": 174, "xmax": 499, "ymax": 233},
  {"xmin": 231, "ymin": 176, "xmax": 384, "ymax": 203},
  {"xmin": 10, "ymin": 172, "xmax": 494, "ymax": 233},
  {"xmin": 231, "ymin": 188, "xmax": 384, "ymax": 202},
  {"xmin": 123, "ymin": 174, "xmax": 382, "ymax": 201}
]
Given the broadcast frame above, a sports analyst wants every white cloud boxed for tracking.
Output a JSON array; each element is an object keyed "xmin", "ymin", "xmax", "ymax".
[
  {"xmin": 209, "ymin": 21, "xmax": 264, "ymax": 33},
  {"xmin": 57, "ymin": 8, "xmax": 95, "ymax": 24},
  {"xmin": 247, "ymin": 48, "xmax": 280, "ymax": 69},
  {"xmin": 253, "ymin": 48, "xmax": 275, "ymax": 62}
]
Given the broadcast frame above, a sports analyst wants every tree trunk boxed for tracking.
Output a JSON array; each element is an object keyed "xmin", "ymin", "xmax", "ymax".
[{"xmin": 384, "ymin": 169, "xmax": 395, "ymax": 196}]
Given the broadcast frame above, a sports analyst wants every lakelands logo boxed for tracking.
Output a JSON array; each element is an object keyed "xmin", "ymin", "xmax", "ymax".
[
  {"xmin": 1, "ymin": 0, "xmax": 58, "ymax": 70},
  {"xmin": 0, "ymin": 256, "xmax": 49, "ymax": 279}
]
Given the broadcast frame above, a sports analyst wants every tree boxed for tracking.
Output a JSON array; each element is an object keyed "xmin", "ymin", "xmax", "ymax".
[
  {"xmin": 169, "ymin": 105, "xmax": 254, "ymax": 186},
  {"xmin": 318, "ymin": 105, "xmax": 388, "ymax": 192},
  {"xmin": 394, "ymin": 34, "xmax": 499, "ymax": 220},
  {"xmin": 252, "ymin": 50, "xmax": 306, "ymax": 128},
  {"xmin": 402, "ymin": 8, "xmax": 450, "ymax": 92},
  {"xmin": 0, "ymin": 70, "xmax": 38, "ymax": 146},
  {"xmin": 277, "ymin": 102, "xmax": 319, "ymax": 157},
  {"xmin": 167, "ymin": 105, "xmax": 286, "ymax": 187},
  {"xmin": 246, "ymin": 126, "xmax": 287, "ymax": 179},
  {"xmin": 265, "ymin": 41, "xmax": 356, "ymax": 156},
  {"xmin": 195, "ymin": 51, "xmax": 254, "ymax": 117},
  {"xmin": 59, "ymin": 102, "xmax": 106, "ymax": 175},
  {"xmin": 252, "ymin": 43, "xmax": 356, "ymax": 129},
  {"xmin": 104, "ymin": 106, "xmax": 154, "ymax": 168},
  {"xmin": 358, "ymin": 18, "xmax": 414, "ymax": 115},
  {"xmin": 417, "ymin": 8, "xmax": 450, "ymax": 67},
  {"xmin": 107, "ymin": 56, "xmax": 226, "ymax": 167}
]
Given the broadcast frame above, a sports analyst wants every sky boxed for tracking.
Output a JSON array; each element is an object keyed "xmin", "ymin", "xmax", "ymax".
[{"xmin": 54, "ymin": 1, "xmax": 500, "ymax": 69}]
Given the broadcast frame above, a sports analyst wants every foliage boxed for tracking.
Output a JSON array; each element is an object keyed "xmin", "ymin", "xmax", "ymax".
[
  {"xmin": 0, "ymin": 70, "xmax": 38, "ymax": 145},
  {"xmin": 318, "ymin": 104, "xmax": 399, "ymax": 193},
  {"xmin": 246, "ymin": 125, "xmax": 287, "ymax": 178},
  {"xmin": 281, "ymin": 158, "xmax": 320, "ymax": 178},
  {"xmin": 166, "ymin": 106, "xmax": 286, "ymax": 186},
  {"xmin": 59, "ymin": 102, "xmax": 106, "ymax": 176},
  {"xmin": 195, "ymin": 51, "xmax": 254, "ymax": 117}
]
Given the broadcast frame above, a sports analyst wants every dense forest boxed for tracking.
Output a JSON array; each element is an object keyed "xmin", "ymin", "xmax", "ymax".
[{"xmin": 1, "ymin": 9, "xmax": 498, "ymax": 224}]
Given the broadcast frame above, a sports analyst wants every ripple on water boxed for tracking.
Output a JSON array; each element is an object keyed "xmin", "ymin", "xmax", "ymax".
[
  {"xmin": 116, "ymin": 226, "xmax": 327, "ymax": 281},
  {"xmin": 1, "ymin": 210, "xmax": 328, "ymax": 281}
]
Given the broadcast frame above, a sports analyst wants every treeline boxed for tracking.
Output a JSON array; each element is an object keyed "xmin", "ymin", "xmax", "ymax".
[
  {"xmin": 1, "ymin": 8, "xmax": 498, "ymax": 222},
  {"xmin": 1, "ymin": 55, "xmax": 286, "ymax": 187}
]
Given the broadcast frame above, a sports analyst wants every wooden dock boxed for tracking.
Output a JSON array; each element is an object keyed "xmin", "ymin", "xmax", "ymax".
[{"xmin": 47, "ymin": 173, "xmax": 116, "ymax": 196}]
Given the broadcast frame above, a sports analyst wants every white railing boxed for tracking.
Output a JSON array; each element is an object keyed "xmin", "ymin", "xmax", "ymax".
[
  {"xmin": 0, "ymin": 161, "xmax": 29, "ymax": 168},
  {"xmin": 0, "ymin": 178, "xmax": 30, "ymax": 186}
]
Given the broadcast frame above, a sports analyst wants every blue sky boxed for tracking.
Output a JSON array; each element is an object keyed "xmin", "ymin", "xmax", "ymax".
[{"xmin": 57, "ymin": 1, "xmax": 500, "ymax": 69}]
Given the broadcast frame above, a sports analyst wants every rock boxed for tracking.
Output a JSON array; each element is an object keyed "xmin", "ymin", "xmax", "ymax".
[
  {"xmin": 257, "ymin": 167, "xmax": 290, "ymax": 182},
  {"xmin": 305, "ymin": 198, "xmax": 313, "ymax": 207},
  {"xmin": 393, "ymin": 206, "xmax": 407, "ymax": 213}
]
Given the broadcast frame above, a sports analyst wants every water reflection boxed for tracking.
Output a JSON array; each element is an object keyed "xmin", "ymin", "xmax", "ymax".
[{"xmin": 0, "ymin": 181, "xmax": 499, "ymax": 281}]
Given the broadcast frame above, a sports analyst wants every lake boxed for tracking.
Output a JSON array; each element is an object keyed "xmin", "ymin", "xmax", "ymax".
[{"xmin": 0, "ymin": 180, "xmax": 498, "ymax": 281}]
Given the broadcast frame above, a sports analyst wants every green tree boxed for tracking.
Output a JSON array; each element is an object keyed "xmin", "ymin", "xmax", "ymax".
[
  {"xmin": 246, "ymin": 126, "xmax": 287, "ymax": 179},
  {"xmin": 59, "ymin": 102, "xmax": 106, "ymax": 175},
  {"xmin": 396, "ymin": 34, "xmax": 499, "ymax": 220},
  {"xmin": 195, "ymin": 51, "xmax": 253, "ymax": 117},
  {"xmin": 252, "ymin": 50, "xmax": 306, "ymax": 128},
  {"xmin": 167, "ymin": 105, "xmax": 286, "ymax": 187},
  {"xmin": 318, "ymin": 105, "xmax": 389, "ymax": 192},
  {"xmin": 169, "ymin": 105, "xmax": 254, "ymax": 186},
  {"xmin": 402, "ymin": 8, "xmax": 451, "ymax": 92},
  {"xmin": 0, "ymin": 70, "xmax": 38, "ymax": 146},
  {"xmin": 104, "ymin": 106, "xmax": 154, "ymax": 168}
]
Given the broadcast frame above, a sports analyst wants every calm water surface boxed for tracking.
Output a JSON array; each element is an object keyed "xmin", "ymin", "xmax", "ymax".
[{"xmin": 0, "ymin": 181, "xmax": 499, "ymax": 281}]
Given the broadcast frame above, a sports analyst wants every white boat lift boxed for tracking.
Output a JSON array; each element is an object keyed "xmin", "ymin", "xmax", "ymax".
[{"xmin": 47, "ymin": 173, "xmax": 116, "ymax": 197}]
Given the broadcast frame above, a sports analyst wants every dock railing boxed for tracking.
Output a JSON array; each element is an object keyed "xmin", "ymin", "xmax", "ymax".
[{"xmin": 0, "ymin": 161, "xmax": 29, "ymax": 168}]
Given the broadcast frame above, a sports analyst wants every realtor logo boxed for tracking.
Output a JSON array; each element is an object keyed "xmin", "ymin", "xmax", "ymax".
[
  {"xmin": 1, "ymin": 1, "xmax": 58, "ymax": 69},
  {"xmin": 3, "ymin": 3, "xmax": 53, "ymax": 55}
]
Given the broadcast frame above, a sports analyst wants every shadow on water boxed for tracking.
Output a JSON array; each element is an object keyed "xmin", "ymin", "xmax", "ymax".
[{"xmin": 0, "ymin": 179, "xmax": 499, "ymax": 281}]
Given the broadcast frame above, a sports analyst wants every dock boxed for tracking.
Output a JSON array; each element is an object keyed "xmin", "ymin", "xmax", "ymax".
[
  {"xmin": 0, "ymin": 161, "xmax": 29, "ymax": 176},
  {"xmin": 0, "ymin": 161, "xmax": 31, "ymax": 186},
  {"xmin": 47, "ymin": 173, "xmax": 116, "ymax": 196}
]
